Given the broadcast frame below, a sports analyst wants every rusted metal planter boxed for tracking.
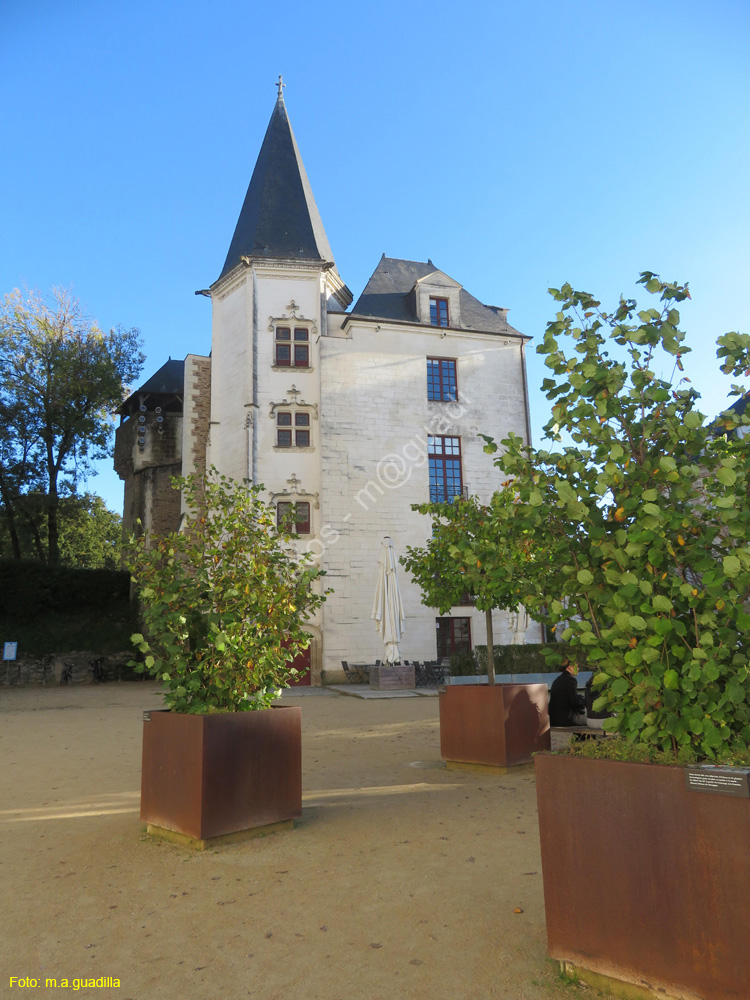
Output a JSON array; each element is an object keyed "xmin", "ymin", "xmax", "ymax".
[
  {"xmin": 439, "ymin": 683, "xmax": 550, "ymax": 769},
  {"xmin": 535, "ymin": 754, "xmax": 750, "ymax": 1000},
  {"xmin": 141, "ymin": 705, "xmax": 301, "ymax": 845}
]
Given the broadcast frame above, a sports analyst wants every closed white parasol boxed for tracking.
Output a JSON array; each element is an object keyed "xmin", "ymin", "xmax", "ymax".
[{"xmin": 371, "ymin": 536, "xmax": 406, "ymax": 665}]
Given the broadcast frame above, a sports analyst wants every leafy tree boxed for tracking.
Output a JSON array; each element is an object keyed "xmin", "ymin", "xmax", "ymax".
[
  {"xmin": 0, "ymin": 491, "xmax": 122, "ymax": 567},
  {"xmin": 481, "ymin": 273, "xmax": 750, "ymax": 759},
  {"xmin": 0, "ymin": 287, "xmax": 143, "ymax": 563},
  {"xmin": 0, "ymin": 399, "xmax": 46, "ymax": 559},
  {"xmin": 127, "ymin": 469, "xmax": 328, "ymax": 713},
  {"xmin": 402, "ymin": 491, "xmax": 532, "ymax": 683},
  {"xmin": 57, "ymin": 493, "xmax": 122, "ymax": 569}
]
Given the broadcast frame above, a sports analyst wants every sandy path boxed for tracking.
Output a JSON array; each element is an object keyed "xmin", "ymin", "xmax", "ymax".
[{"xmin": 0, "ymin": 683, "xmax": 580, "ymax": 1000}]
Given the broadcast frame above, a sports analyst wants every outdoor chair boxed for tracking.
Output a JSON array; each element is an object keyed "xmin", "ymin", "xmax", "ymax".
[
  {"xmin": 341, "ymin": 660, "xmax": 365, "ymax": 684},
  {"xmin": 422, "ymin": 660, "xmax": 445, "ymax": 689}
]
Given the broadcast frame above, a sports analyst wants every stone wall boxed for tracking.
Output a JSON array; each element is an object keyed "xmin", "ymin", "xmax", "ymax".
[
  {"xmin": 182, "ymin": 355, "xmax": 212, "ymax": 485},
  {"xmin": 1, "ymin": 652, "xmax": 140, "ymax": 687},
  {"xmin": 115, "ymin": 412, "xmax": 183, "ymax": 537}
]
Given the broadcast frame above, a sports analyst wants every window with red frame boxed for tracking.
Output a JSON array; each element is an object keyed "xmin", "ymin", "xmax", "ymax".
[
  {"xmin": 276, "ymin": 411, "xmax": 311, "ymax": 447},
  {"xmin": 276, "ymin": 501, "xmax": 311, "ymax": 535},
  {"xmin": 435, "ymin": 617, "xmax": 471, "ymax": 659},
  {"xmin": 429, "ymin": 297, "xmax": 449, "ymax": 328},
  {"xmin": 427, "ymin": 357, "xmax": 458, "ymax": 401},
  {"xmin": 275, "ymin": 327, "xmax": 310, "ymax": 367}
]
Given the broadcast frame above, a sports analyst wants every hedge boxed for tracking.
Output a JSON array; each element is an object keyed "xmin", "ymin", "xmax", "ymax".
[
  {"xmin": 451, "ymin": 643, "xmax": 589, "ymax": 676},
  {"xmin": 0, "ymin": 560, "xmax": 130, "ymax": 621}
]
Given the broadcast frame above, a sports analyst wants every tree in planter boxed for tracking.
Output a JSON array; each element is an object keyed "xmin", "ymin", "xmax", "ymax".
[
  {"xmin": 127, "ymin": 469, "xmax": 327, "ymax": 712},
  {"xmin": 401, "ymin": 490, "xmax": 535, "ymax": 684},
  {"xmin": 482, "ymin": 273, "xmax": 750, "ymax": 760}
]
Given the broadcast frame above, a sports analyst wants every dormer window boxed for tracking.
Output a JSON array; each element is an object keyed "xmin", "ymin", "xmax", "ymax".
[
  {"xmin": 430, "ymin": 298, "xmax": 449, "ymax": 328},
  {"xmin": 413, "ymin": 272, "xmax": 461, "ymax": 327}
]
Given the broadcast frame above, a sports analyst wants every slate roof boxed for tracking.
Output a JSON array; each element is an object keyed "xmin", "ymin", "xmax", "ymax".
[
  {"xmin": 136, "ymin": 359, "xmax": 185, "ymax": 395},
  {"xmin": 218, "ymin": 96, "xmax": 336, "ymax": 281},
  {"xmin": 348, "ymin": 256, "xmax": 525, "ymax": 337},
  {"xmin": 118, "ymin": 359, "xmax": 185, "ymax": 414}
]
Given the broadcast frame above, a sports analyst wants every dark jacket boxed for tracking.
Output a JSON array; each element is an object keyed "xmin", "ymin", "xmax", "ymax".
[{"xmin": 549, "ymin": 670, "xmax": 585, "ymax": 726}]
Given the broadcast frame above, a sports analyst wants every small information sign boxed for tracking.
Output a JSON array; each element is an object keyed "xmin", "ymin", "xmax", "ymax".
[
  {"xmin": 3, "ymin": 642, "xmax": 17, "ymax": 661},
  {"xmin": 685, "ymin": 766, "xmax": 750, "ymax": 798}
]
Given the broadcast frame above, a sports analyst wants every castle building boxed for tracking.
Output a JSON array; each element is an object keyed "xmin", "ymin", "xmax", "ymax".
[{"xmin": 115, "ymin": 86, "xmax": 541, "ymax": 684}]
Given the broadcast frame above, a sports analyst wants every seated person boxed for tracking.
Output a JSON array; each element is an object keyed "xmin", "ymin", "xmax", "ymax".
[{"xmin": 548, "ymin": 660, "xmax": 586, "ymax": 726}]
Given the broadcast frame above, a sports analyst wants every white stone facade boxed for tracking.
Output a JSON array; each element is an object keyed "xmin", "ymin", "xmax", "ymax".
[{"xmin": 193, "ymin": 257, "xmax": 542, "ymax": 682}]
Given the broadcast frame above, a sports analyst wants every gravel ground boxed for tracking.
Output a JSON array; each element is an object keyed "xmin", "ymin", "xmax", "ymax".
[{"xmin": 0, "ymin": 682, "xmax": 593, "ymax": 1000}]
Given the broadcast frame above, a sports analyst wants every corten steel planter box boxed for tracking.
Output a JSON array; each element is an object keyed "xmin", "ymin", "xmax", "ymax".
[
  {"xmin": 369, "ymin": 664, "xmax": 415, "ymax": 690},
  {"xmin": 141, "ymin": 705, "xmax": 302, "ymax": 842},
  {"xmin": 439, "ymin": 683, "xmax": 550, "ymax": 768},
  {"xmin": 535, "ymin": 754, "xmax": 750, "ymax": 1000}
]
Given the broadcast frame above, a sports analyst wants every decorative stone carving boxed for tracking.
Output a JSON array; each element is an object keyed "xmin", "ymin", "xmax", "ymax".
[
  {"xmin": 269, "ymin": 386, "xmax": 318, "ymax": 419},
  {"xmin": 269, "ymin": 473, "xmax": 320, "ymax": 510},
  {"xmin": 267, "ymin": 310, "xmax": 318, "ymax": 336}
]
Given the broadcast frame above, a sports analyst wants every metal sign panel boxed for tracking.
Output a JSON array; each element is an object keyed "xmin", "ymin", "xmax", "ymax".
[
  {"xmin": 685, "ymin": 766, "xmax": 750, "ymax": 798},
  {"xmin": 3, "ymin": 642, "xmax": 17, "ymax": 661}
]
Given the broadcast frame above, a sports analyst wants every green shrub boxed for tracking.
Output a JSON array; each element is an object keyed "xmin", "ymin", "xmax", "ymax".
[
  {"xmin": 127, "ymin": 469, "xmax": 328, "ymax": 713},
  {"xmin": 449, "ymin": 649, "xmax": 479, "ymax": 675},
  {"xmin": 563, "ymin": 736, "xmax": 750, "ymax": 768},
  {"xmin": 0, "ymin": 560, "xmax": 129, "ymax": 621},
  {"xmin": 471, "ymin": 643, "xmax": 588, "ymax": 675},
  {"xmin": 2, "ymin": 606, "xmax": 138, "ymax": 656}
]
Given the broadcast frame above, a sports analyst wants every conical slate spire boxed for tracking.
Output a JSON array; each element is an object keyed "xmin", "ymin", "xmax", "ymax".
[{"xmin": 219, "ymin": 93, "xmax": 336, "ymax": 280}]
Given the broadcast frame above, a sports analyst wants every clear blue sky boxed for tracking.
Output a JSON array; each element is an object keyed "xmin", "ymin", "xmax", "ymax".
[{"xmin": 2, "ymin": 0, "xmax": 749, "ymax": 513}]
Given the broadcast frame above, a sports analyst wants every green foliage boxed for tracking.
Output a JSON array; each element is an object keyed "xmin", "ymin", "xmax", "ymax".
[
  {"xmin": 0, "ymin": 287, "xmax": 143, "ymax": 563},
  {"xmin": 472, "ymin": 643, "xmax": 585, "ymax": 675},
  {"xmin": 126, "ymin": 468, "xmax": 328, "ymax": 713},
  {"xmin": 0, "ymin": 559, "xmax": 130, "ymax": 619},
  {"xmin": 402, "ymin": 491, "xmax": 542, "ymax": 682},
  {"xmin": 482, "ymin": 273, "xmax": 750, "ymax": 760},
  {"xmin": 2, "ymin": 607, "xmax": 138, "ymax": 657},
  {"xmin": 57, "ymin": 494, "xmax": 122, "ymax": 568},
  {"xmin": 401, "ymin": 491, "xmax": 529, "ymax": 615},
  {"xmin": 0, "ymin": 560, "xmax": 134, "ymax": 655},
  {"xmin": 564, "ymin": 737, "xmax": 750, "ymax": 768},
  {"xmin": 448, "ymin": 649, "xmax": 478, "ymax": 675},
  {"xmin": 0, "ymin": 493, "xmax": 122, "ymax": 568}
]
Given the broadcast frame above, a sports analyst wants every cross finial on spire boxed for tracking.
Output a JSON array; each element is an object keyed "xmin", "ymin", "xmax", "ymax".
[{"xmin": 276, "ymin": 75, "xmax": 286, "ymax": 100}]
